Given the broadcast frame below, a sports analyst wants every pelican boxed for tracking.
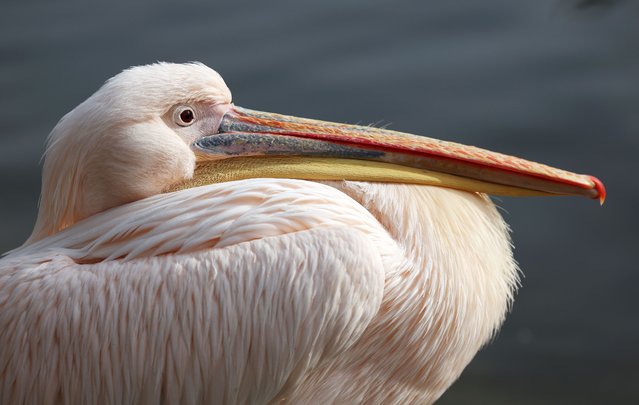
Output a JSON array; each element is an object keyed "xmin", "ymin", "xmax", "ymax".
[{"xmin": 0, "ymin": 62, "xmax": 604, "ymax": 404}]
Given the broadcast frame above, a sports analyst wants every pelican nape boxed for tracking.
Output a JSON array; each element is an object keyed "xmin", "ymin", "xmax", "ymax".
[{"xmin": 0, "ymin": 63, "xmax": 604, "ymax": 404}]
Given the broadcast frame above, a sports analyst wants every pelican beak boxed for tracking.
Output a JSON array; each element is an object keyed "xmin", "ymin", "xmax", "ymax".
[{"xmin": 179, "ymin": 106, "xmax": 605, "ymax": 204}]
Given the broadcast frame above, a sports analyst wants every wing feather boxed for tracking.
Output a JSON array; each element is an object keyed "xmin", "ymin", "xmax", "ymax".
[{"xmin": 0, "ymin": 179, "xmax": 397, "ymax": 405}]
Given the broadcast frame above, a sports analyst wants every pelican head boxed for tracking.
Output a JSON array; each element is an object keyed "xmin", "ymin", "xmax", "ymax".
[{"xmin": 29, "ymin": 62, "xmax": 605, "ymax": 242}]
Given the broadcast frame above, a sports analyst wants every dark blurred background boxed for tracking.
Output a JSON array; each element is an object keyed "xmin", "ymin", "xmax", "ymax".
[{"xmin": 1, "ymin": 0, "xmax": 637, "ymax": 403}]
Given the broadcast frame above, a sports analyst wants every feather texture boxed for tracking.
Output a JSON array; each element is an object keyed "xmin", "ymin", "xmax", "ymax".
[{"xmin": 1, "ymin": 179, "xmax": 517, "ymax": 404}]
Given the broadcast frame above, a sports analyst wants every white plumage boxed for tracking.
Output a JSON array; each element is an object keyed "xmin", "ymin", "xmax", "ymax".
[{"xmin": 2, "ymin": 179, "xmax": 516, "ymax": 404}]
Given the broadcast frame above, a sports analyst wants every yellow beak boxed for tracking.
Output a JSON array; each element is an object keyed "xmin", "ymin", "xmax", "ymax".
[{"xmin": 176, "ymin": 106, "xmax": 605, "ymax": 204}]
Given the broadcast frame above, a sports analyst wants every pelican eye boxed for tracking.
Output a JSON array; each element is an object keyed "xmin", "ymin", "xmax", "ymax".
[{"xmin": 175, "ymin": 107, "xmax": 195, "ymax": 126}]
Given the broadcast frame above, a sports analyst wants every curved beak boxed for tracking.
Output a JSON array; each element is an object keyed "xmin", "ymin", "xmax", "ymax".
[{"xmin": 178, "ymin": 105, "xmax": 605, "ymax": 204}]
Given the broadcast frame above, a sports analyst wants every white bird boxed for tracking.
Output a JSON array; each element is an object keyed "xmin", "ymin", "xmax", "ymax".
[{"xmin": 0, "ymin": 62, "xmax": 604, "ymax": 404}]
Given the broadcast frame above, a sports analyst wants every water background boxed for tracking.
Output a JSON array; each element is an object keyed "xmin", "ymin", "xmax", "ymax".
[{"xmin": 1, "ymin": 0, "xmax": 637, "ymax": 403}]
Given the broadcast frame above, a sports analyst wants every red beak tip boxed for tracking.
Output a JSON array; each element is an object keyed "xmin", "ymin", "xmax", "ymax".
[{"xmin": 588, "ymin": 175, "xmax": 606, "ymax": 205}]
